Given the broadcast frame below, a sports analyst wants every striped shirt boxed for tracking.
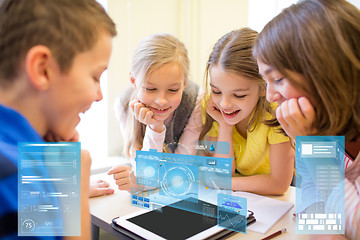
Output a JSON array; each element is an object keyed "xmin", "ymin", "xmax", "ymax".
[{"xmin": 344, "ymin": 152, "xmax": 360, "ymax": 240}]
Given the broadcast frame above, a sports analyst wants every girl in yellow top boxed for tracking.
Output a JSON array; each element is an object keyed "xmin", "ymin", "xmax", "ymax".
[{"xmin": 200, "ymin": 28, "xmax": 294, "ymax": 195}]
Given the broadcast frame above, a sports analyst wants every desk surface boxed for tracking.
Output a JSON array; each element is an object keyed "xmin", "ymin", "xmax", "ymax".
[{"xmin": 90, "ymin": 173, "xmax": 308, "ymax": 240}]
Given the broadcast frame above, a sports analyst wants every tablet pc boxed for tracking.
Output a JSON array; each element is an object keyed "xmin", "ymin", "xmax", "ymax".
[{"xmin": 112, "ymin": 199, "xmax": 255, "ymax": 240}]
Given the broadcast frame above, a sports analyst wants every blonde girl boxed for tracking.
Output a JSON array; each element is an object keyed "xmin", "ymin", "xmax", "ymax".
[
  {"xmin": 109, "ymin": 33, "xmax": 202, "ymax": 192},
  {"xmin": 200, "ymin": 28, "xmax": 294, "ymax": 195}
]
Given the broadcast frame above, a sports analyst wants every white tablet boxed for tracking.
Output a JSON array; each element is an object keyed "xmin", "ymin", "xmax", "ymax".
[{"xmin": 112, "ymin": 199, "xmax": 254, "ymax": 240}]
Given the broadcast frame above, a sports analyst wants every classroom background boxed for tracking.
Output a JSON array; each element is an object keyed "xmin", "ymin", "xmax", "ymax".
[{"xmin": 77, "ymin": 0, "xmax": 360, "ymax": 173}]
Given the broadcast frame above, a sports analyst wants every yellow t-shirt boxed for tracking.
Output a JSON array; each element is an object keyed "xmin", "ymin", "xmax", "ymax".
[{"xmin": 205, "ymin": 102, "xmax": 289, "ymax": 176}]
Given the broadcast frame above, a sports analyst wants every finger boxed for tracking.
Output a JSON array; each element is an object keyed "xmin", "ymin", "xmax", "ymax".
[
  {"xmin": 298, "ymin": 97, "xmax": 316, "ymax": 122},
  {"xmin": 143, "ymin": 110, "xmax": 154, "ymax": 125},
  {"xmin": 276, "ymin": 105, "xmax": 287, "ymax": 129},
  {"xmin": 107, "ymin": 165, "xmax": 130, "ymax": 175},
  {"xmin": 138, "ymin": 106, "xmax": 150, "ymax": 122},
  {"xmin": 279, "ymin": 100, "xmax": 298, "ymax": 127},
  {"xmin": 96, "ymin": 181, "xmax": 110, "ymax": 188},
  {"xmin": 96, "ymin": 187, "xmax": 114, "ymax": 196},
  {"xmin": 287, "ymin": 98, "xmax": 306, "ymax": 123},
  {"xmin": 89, "ymin": 187, "xmax": 114, "ymax": 197},
  {"xmin": 113, "ymin": 171, "xmax": 132, "ymax": 181},
  {"xmin": 116, "ymin": 178, "xmax": 130, "ymax": 186},
  {"xmin": 118, "ymin": 185, "xmax": 131, "ymax": 192},
  {"xmin": 133, "ymin": 102, "xmax": 145, "ymax": 119},
  {"xmin": 129, "ymin": 99, "xmax": 140, "ymax": 111}
]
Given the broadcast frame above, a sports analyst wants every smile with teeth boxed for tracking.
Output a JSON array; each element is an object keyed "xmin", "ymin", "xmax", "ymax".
[
  {"xmin": 150, "ymin": 106, "xmax": 170, "ymax": 114},
  {"xmin": 222, "ymin": 109, "xmax": 240, "ymax": 118}
]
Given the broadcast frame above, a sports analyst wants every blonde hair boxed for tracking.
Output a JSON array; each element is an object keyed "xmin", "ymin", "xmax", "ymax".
[
  {"xmin": 124, "ymin": 33, "xmax": 190, "ymax": 157},
  {"xmin": 253, "ymin": 0, "xmax": 360, "ymax": 141},
  {"xmin": 200, "ymin": 28, "xmax": 277, "ymax": 140}
]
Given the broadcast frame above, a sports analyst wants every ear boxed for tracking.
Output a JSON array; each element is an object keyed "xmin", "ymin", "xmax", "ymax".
[
  {"xmin": 129, "ymin": 72, "xmax": 136, "ymax": 89},
  {"xmin": 259, "ymin": 84, "xmax": 266, "ymax": 97},
  {"xmin": 25, "ymin": 45, "xmax": 52, "ymax": 91},
  {"xmin": 183, "ymin": 79, "xmax": 187, "ymax": 89}
]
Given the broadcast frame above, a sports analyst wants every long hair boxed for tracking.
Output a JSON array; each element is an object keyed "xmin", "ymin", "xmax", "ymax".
[
  {"xmin": 253, "ymin": 0, "xmax": 360, "ymax": 141},
  {"xmin": 124, "ymin": 33, "xmax": 190, "ymax": 157},
  {"xmin": 200, "ymin": 28, "xmax": 277, "ymax": 140}
]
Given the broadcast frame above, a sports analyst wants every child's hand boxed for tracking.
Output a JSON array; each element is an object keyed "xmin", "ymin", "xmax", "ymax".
[
  {"xmin": 89, "ymin": 179, "xmax": 114, "ymax": 197},
  {"xmin": 129, "ymin": 99, "xmax": 164, "ymax": 133},
  {"xmin": 206, "ymin": 98, "xmax": 233, "ymax": 129},
  {"xmin": 276, "ymin": 97, "xmax": 317, "ymax": 140},
  {"xmin": 108, "ymin": 165, "xmax": 137, "ymax": 193}
]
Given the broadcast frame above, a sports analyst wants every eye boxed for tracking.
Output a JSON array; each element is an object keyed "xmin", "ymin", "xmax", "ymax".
[
  {"xmin": 169, "ymin": 89, "xmax": 179, "ymax": 93},
  {"xmin": 211, "ymin": 89, "xmax": 221, "ymax": 95},
  {"xmin": 144, "ymin": 88, "xmax": 156, "ymax": 91},
  {"xmin": 234, "ymin": 94, "xmax": 246, "ymax": 99},
  {"xmin": 274, "ymin": 78, "xmax": 284, "ymax": 83}
]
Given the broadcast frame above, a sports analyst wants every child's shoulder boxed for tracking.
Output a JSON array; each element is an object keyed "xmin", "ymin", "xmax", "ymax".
[
  {"xmin": 262, "ymin": 102, "xmax": 278, "ymax": 121},
  {"xmin": 182, "ymin": 81, "xmax": 200, "ymax": 98}
]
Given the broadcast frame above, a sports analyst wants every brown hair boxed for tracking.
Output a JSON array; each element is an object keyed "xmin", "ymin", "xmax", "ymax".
[
  {"xmin": 253, "ymin": 0, "xmax": 360, "ymax": 141},
  {"xmin": 124, "ymin": 33, "xmax": 190, "ymax": 157},
  {"xmin": 200, "ymin": 28, "xmax": 277, "ymax": 140},
  {"xmin": 0, "ymin": 0, "xmax": 116, "ymax": 86}
]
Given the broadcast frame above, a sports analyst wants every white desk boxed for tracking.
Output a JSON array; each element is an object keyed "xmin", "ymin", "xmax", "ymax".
[{"xmin": 90, "ymin": 172, "xmax": 309, "ymax": 240}]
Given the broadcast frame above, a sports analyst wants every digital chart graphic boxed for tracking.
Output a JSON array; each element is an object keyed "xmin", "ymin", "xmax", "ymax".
[
  {"xmin": 295, "ymin": 136, "xmax": 345, "ymax": 235},
  {"xmin": 18, "ymin": 142, "xmax": 81, "ymax": 236},
  {"xmin": 217, "ymin": 193, "xmax": 247, "ymax": 233}
]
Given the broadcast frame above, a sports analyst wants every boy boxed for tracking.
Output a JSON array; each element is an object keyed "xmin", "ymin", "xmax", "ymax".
[{"xmin": 0, "ymin": 0, "xmax": 116, "ymax": 239}]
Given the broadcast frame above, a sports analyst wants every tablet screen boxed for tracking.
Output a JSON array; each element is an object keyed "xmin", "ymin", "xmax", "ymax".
[{"xmin": 127, "ymin": 200, "xmax": 218, "ymax": 240}]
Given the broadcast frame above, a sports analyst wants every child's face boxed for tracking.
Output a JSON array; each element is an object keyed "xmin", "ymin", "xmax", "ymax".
[
  {"xmin": 43, "ymin": 32, "xmax": 113, "ymax": 140},
  {"xmin": 258, "ymin": 60, "xmax": 308, "ymax": 104},
  {"xmin": 135, "ymin": 62, "xmax": 186, "ymax": 122},
  {"xmin": 209, "ymin": 65, "xmax": 264, "ymax": 126}
]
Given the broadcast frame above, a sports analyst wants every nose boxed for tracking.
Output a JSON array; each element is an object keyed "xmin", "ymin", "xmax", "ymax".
[
  {"xmin": 219, "ymin": 95, "xmax": 232, "ymax": 109},
  {"xmin": 266, "ymin": 83, "xmax": 280, "ymax": 103},
  {"xmin": 155, "ymin": 92, "xmax": 167, "ymax": 106},
  {"xmin": 95, "ymin": 83, "xmax": 103, "ymax": 102}
]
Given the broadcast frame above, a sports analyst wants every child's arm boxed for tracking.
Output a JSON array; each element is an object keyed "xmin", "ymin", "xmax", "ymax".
[
  {"xmin": 130, "ymin": 99, "xmax": 167, "ymax": 152},
  {"xmin": 206, "ymin": 98, "xmax": 235, "ymax": 166},
  {"xmin": 175, "ymin": 92, "xmax": 203, "ymax": 155},
  {"xmin": 232, "ymin": 141, "xmax": 294, "ymax": 195},
  {"xmin": 65, "ymin": 150, "xmax": 91, "ymax": 240}
]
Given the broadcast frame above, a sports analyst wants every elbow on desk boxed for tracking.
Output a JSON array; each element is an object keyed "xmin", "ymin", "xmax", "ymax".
[{"xmin": 270, "ymin": 182, "xmax": 292, "ymax": 195}]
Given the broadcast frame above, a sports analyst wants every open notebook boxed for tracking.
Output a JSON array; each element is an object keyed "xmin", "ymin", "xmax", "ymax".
[{"xmin": 231, "ymin": 191, "xmax": 294, "ymax": 234}]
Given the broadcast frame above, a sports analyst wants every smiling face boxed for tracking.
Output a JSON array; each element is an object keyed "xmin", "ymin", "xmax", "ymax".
[
  {"xmin": 257, "ymin": 60, "xmax": 309, "ymax": 105},
  {"xmin": 135, "ymin": 62, "xmax": 186, "ymax": 122},
  {"xmin": 42, "ymin": 32, "xmax": 113, "ymax": 140},
  {"xmin": 209, "ymin": 65, "xmax": 263, "ymax": 127}
]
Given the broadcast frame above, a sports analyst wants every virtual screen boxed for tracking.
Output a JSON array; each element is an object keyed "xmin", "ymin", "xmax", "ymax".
[
  {"xmin": 133, "ymin": 148, "xmax": 232, "ymax": 213},
  {"xmin": 217, "ymin": 193, "xmax": 247, "ymax": 233},
  {"xmin": 295, "ymin": 136, "xmax": 345, "ymax": 235},
  {"xmin": 130, "ymin": 141, "xmax": 249, "ymax": 234},
  {"xmin": 18, "ymin": 142, "xmax": 81, "ymax": 236}
]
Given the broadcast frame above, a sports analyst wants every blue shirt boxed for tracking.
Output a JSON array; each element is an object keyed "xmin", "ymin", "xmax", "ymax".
[{"xmin": 0, "ymin": 104, "xmax": 62, "ymax": 240}]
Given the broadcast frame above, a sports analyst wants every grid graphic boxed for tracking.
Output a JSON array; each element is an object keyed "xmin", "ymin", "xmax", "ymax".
[
  {"xmin": 18, "ymin": 142, "xmax": 81, "ymax": 236},
  {"xmin": 295, "ymin": 136, "xmax": 345, "ymax": 235}
]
